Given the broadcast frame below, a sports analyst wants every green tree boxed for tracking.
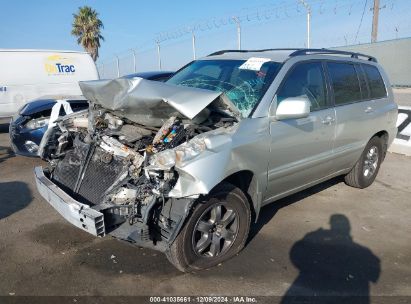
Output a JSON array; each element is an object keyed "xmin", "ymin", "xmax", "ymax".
[{"xmin": 71, "ymin": 6, "xmax": 104, "ymax": 61}]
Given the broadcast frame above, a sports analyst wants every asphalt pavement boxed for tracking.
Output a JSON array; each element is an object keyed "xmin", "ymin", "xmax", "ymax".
[{"xmin": 0, "ymin": 120, "xmax": 410, "ymax": 301}]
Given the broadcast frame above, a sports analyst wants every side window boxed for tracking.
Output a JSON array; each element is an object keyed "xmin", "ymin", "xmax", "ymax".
[
  {"xmin": 327, "ymin": 62, "xmax": 362, "ymax": 105},
  {"xmin": 362, "ymin": 64, "xmax": 387, "ymax": 99},
  {"xmin": 355, "ymin": 64, "xmax": 370, "ymax": 100},
  {"xmin": 277, "ymin": 62, "xmax": 327, "ymax": 111}
]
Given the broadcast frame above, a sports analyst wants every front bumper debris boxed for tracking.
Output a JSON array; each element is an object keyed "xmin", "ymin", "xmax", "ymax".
[{"xmin": 34, "ymin": 166, "xmax": 105, "ymax": 237}]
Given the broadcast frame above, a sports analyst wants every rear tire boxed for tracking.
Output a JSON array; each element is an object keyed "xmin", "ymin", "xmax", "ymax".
[
  {"xmin": 166, "ymin": 182, "xmax": 251, "ymax": 272},
  {"xmin": 344, "ymin": 136, "xmax": 384, "ymax": 189}
]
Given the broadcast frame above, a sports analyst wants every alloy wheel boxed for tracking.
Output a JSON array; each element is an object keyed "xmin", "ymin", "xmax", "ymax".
[{"xmin": 192, "ymin": 203, "xmax": 239, "ymax": 258}]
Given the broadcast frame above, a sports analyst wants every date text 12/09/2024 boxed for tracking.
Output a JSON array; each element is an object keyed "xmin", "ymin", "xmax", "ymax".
[{"xmin": 149, "ymin": 296, "xmax": 258, "ymax": 303}]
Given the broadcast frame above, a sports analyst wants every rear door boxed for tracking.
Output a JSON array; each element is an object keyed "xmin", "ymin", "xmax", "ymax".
[
  {"xmin": 326, "ymin": 61, "xmax": 375, "ymax": 170},
  {"xmin": 265, "ymin": 61, "xmax": 336, "ymax": 203}
]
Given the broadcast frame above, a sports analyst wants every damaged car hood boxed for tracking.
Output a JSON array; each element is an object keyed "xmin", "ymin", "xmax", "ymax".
[{"xmin": 79, "ymin": 77, "xmax": 240, "ymax": 127}]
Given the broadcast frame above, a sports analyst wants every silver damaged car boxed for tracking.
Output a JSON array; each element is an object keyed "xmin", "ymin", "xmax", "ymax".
[{"xmin": 35, "ymin": 49, "xmax": 398, "ymax": 271}]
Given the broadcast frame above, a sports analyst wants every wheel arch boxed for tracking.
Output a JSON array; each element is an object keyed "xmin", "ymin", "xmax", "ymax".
[
  {"xmin": 372, "ymin": 130, "xmax": 389, "ymax": 159},
  {"xmin": 218, "ymin": 170, "xmax": 260, "ymax": 222}
]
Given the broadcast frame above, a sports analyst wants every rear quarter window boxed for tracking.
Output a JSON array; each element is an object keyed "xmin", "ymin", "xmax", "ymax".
[
  {"xmin": 355, "ymin": 64, "xmax": 370, "ymax": 100},
  {"xmin": 362, "ymin": 64, "xmax": 387, "ymax": 99},
  {"xmin": 327, "ymin": 62, "xmax": 362, "ymax": 105}
]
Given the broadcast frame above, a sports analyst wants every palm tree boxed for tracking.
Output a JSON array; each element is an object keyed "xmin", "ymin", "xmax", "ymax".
[{"xmin": 71, "ymin": 6, "xmax": 104, "ymax": 61}]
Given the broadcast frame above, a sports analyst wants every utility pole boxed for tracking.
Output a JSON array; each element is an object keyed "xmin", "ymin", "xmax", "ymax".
[
  {"xmin": 371, "ymin": 0, "xmax": 380, "ymax": 43},
  {"xmin": 232, "ymin": 17, "xmax": 241, "ymax": 50},
  {"xmin": 299, "ymin": 0, "xmax": 311, "ymax": 48},
  {"xmin": 156, "ymin": 41, "xmax": 162, "ymax": 70}
]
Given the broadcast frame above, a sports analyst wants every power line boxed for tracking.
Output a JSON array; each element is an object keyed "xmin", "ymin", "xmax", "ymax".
[
  {"xmin": 354, "ymin": 0, "xmax": 368, "ymax": 43},
  {"xmin": 100, "ymin": 0, "xmax": 362, "ymax": 64},
  {"xmin": 97, "ymin": 0, "xmax": 410, "ymax": 74}
]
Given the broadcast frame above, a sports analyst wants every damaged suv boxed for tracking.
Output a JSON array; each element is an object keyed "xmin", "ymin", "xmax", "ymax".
[{"xmin": 35, "ymin": 49, "xmax": 397, "ymax": 271}]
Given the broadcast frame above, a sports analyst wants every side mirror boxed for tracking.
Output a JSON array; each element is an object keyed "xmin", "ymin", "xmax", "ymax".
[{"xmin": 275, "ymin": 96, "xmax": 311, "ymax": 120}]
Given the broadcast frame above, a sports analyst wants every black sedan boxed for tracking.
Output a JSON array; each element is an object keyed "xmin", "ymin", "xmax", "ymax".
[{"xmin": 9, "ymin": 71, "xmax": 174, "ymax": 156}]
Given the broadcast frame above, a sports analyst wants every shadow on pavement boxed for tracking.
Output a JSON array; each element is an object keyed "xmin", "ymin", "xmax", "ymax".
[
  {"xmin": 30, "ymin": 222, "xmax": 181, "ymax": 278},
  {"xmin": 0, "ymin": 181, "xmax": 32, "ymax": 220},
  {"xmin": 0, "ymin": 122, "xmax": 15, "ymax": 164},
  {"xmin": 73, "ymin": 238, "xmax": 182, "ymax": 278},
  {"xmin": 281, "ymin": 214, "xmax": 380, "ymax": 304},
  {"xmin": 248, "ymin": 176, "xmax": 344, "ymax": 244},
  {"xmin": 0, "ymin": 145, "xmax": 15, "ymax": 164},
  {"xmin": 24, "ymin": 174, "xmax": 379, "ymax": 289}
]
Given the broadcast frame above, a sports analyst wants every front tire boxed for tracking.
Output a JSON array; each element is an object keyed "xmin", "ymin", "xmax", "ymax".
[
  {"xmin": 166, "ymin": 182, "xmax": 251, "ymax": 272},
  {"xmin": 344, "ymin": 136, "xmax": 384, "ymax": 189}
]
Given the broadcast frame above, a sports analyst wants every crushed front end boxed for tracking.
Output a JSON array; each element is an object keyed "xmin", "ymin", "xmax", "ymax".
[{"xmin": 34, "ymin": 77, "xmax": 238, "ymax": 251}]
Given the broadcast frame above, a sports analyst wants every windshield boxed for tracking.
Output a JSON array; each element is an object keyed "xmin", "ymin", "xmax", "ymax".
[{"xmin": 166, "ymin": 59, "xmax": 281, "ymax": 117}]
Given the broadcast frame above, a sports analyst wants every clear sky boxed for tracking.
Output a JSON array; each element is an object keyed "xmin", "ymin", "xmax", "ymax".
[{"xmin": 1, "ymin": 0, "xmax": 410, "ymax": 73}]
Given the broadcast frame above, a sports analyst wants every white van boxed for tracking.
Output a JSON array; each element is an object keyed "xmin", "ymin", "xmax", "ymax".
[{"xmin": 0, "ymin": 49, "xmax": 99, "ymax": 117}]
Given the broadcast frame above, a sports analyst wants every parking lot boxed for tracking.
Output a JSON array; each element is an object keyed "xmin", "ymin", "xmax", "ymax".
[{"xmin": 0, "ymin": 118, "xmax": 410, "ymax": 300}]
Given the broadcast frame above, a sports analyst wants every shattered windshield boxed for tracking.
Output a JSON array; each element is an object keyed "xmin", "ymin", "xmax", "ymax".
[{"xmin": 166, "ymin": 59, "xmax": 281, "ymax": 118}]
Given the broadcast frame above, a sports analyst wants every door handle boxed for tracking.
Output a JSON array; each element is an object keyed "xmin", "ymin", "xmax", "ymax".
[
  {"xmin": 365, "ymin": 106, "xmax": 374, "ymax": 113},
  {"xmin": 321, "ymin": 115, "xmax": 335, "ymax": 125}
]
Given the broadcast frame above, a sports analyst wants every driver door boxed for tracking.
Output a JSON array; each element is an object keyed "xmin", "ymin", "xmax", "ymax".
[{"xmin": 264, "ymin": 61, "xmax": 336, "ymax": 203}]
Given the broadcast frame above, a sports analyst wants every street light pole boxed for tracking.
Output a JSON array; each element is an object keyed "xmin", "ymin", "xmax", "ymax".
[
  {"xmin": 299, "ymin": 0, "xmax": 311, "ymax": 48},
  {"xmin": 131, "ymin": 49, "xmax": 136, "ymax": 73},
  {"xmin": 232, "ymin": 16, "xmax": 241, "ymax": 50},
  {"xmin": 156, "ymin": 41, "xmax": 162, "ymax": 70},
  {"xmin": 191, "ymin": 30, "xmax": 196, "ymax": 60},
  {"xmin": 115, "ymin": 55, "xmax": 120, "ymax": 77}
]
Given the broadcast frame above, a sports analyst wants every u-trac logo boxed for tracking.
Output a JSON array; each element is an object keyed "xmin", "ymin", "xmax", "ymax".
[{"xmin": 44, "ymin": 54, "xmax": 76, "ymax": 75}]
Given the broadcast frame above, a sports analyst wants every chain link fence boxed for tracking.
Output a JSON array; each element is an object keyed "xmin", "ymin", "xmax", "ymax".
[{"xmin": 96, "ymin": 0, "xmax": 411, "ymax": 81}]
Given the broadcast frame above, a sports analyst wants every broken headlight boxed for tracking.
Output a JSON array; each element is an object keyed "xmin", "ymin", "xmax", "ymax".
[
  {"xmin": 148, "ymin": 137, "xmax": 207, "ymax": 170},
  {"xmin": 25, "ymin": 117, "xmax": 49, "ymax": 130}
]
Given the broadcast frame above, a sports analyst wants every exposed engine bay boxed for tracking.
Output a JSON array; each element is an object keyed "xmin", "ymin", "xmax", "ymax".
[{"xmin": 38, "ymin": 77, "xmax": 238, "ymax": 248}]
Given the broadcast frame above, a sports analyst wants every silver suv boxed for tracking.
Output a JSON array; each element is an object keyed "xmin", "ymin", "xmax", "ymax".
[{"xmin": 34, "ymin": 49, "xmax": 397, "ymax": 272}]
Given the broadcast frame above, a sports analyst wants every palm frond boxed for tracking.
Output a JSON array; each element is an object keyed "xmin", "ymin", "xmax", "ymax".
[{"xmin": 71, "ymin": 6, "xmax": 104, "ymax": 61}]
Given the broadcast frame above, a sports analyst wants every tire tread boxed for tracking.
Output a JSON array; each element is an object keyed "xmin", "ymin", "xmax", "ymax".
[
  {"xmin": 166, "ymin": 182, "xmax": 251, "ymax": 272},
  {"xmin": 344, "ymin": 136, "xmax": 383, "ymax": 189}
]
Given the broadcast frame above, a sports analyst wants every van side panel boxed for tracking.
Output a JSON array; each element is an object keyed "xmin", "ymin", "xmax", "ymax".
[{"xmin": 0, "ymin": 50, "xmax": 98, "ymax": 117}]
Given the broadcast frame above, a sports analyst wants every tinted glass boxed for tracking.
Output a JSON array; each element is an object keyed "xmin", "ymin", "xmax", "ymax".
[
  {"xmin": 362, "ymin": 64, "xmax": 387, "ymax": 99},
  {"xmin": 59, "ymin": 100, "xmax": 88, "ymax": 115},
  {"xmin": 327, "ymin": 62, "xmax": 361, "ymax": 105},
  {"xmin": 277, "ymin": 62, "xmax": 327, "ymax": 111},
  {"xmin": 356, "ymin": 65, "xmax": 370, "ymax": 100},
  {"xmin": 167, "ymin": 60, "xmax": 281, "ymax": 117},
  {"xmin": 153, "ymin": 76, "xmax": 171, "ymax": 82}
]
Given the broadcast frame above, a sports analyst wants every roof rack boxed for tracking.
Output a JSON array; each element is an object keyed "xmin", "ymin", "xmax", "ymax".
[
  {"xmin": 207, "ymin": 48, "xmax": 302, "ymax": 57},
  {"xmin": 289, "ymin": 49, "xmax": 377, "ymax": 62},
  {"xmin": 207, "ymin": 48, "xmax": 377, "ymax": 62}
]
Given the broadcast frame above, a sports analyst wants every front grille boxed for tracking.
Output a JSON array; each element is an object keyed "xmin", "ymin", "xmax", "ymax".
[{"xmin": 52, "ymin": 141, "xmax": 127, "ymax": 205}]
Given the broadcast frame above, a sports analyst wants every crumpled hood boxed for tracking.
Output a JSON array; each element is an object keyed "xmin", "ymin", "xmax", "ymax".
[{"xmin": 79, "ymin": 77, "xmax": 240, "ymax": 127}]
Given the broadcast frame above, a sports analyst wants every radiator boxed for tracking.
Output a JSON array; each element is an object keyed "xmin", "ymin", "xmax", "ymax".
[{"xmin": 52, "ymin": 142, "xmax": 127, "ymax": 205}]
